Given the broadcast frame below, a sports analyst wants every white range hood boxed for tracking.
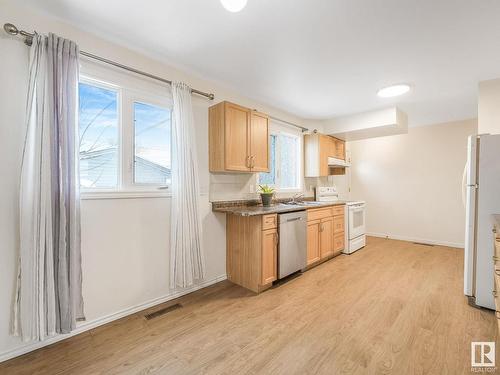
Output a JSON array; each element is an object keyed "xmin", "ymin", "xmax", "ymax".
[{"xmin": 328, "ymin": 157, "xmax": 350, "ymax": 168}]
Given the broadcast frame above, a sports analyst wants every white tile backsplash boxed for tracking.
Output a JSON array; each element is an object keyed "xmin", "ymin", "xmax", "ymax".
[
  {"xmin": 209, "ymin": 173, "xmax": 350, "ymax": 202},
  {"xmin": 209, "ymin": 173, "xmax": 258, "ymax": 202}
]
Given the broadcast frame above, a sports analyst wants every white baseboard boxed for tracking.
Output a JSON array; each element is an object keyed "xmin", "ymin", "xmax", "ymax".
[
  {"xmin": 0, "ymin": 274, "xmax": 227, "ymax": 363},
  {"xmin": 367, "ymin": 232, "xmax": 464, "ymax": 249}
]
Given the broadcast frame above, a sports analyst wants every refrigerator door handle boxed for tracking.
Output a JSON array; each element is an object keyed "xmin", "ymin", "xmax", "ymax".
[{"xmin": 462, "ymin": 162, "xmax": 467, "ymax": 208}]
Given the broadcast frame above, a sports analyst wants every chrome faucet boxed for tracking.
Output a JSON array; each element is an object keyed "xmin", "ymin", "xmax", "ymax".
[{"xmin": 288, "ymin": 193, "xmax": 304, "ymax": 204}]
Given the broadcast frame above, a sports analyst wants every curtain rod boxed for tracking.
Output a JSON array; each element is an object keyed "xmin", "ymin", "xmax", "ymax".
[
  {"xmin": 267, "ymin": 115, "xmax": 309, "ymax": 133},
  {"xmin": 3, "ymin": 23, "xmax": 215, "ymax": 100}
]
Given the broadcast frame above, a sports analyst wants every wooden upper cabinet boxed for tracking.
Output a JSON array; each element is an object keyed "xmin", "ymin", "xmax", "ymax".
[
  {"xmin": 209, "ymin": 101, "xmax": 269, "ymax": 173},
  {"xmin": 318, "ymin": 135, "xmax": 331, "ymax": 177},
  {"xmin": 225, "ymin": 102, "xmax": 250, "ymax": 171},
  {"xmin": 250, "ymin": 111, "xmax": 269, "ymax": 172},
  {"xmin": 335, "ymin": 140, "xmax": 345, "ymax": 160},
  {"xmin": 304, "ymin": 133, "xmax": 346, "ymax": 177}
]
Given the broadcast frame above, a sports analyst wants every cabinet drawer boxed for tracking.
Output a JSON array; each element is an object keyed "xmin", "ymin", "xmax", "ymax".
[
  {"xmin": 334, "ymin": 232, "xmax": 344, "ymax": 253},
  {"xmin": 333, "ymin": 215, "xmax": 345, "ymax": 232},
  {"xmin": 332, "ymin": 205, "xmax": 345, "ymax": 216},
  {"xmin": 308, "ymin": 207, "xmax": 333, "ymax": 221},
  {"xmin": 262, "ymin": 214, "xmax": 277, "ymax": 230}
]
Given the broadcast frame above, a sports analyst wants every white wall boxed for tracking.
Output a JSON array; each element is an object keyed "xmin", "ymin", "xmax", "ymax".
[
  {"xmin": 478, "ymin": 79, "xmax": 500, "ymax": 135},
  {"xmin": 0, "ymin": 1, "xmax": 312, "ymax": 361},
  {"xmin": 349, "ymin": 119, "xmax": 477, "ymax": 248}
]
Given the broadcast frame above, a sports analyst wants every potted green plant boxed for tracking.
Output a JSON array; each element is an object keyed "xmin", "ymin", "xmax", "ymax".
[{"xmin": 259, "ymin": 184, "xmax": 275, "ymax": 207}]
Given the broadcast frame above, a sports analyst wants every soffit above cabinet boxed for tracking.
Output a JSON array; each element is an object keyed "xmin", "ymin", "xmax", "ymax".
[{"xmin": 315, "ymin": 107, "xmax": 408, "ymax": 141}]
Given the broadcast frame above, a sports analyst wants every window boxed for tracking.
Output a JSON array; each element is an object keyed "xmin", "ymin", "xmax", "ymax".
[
  {"xmin": 258, "ymin": 135, "xmax": 276, "ymax": 186},
  {"xmin": 259, "ymin": 131, "xmax": 302, "ymax": 191},
  {"xmin": 78, "ymin": 65, "xmax": 172, "ymax": 197},
  {"xmin": 279, "ymin": 133, "xmax": 300, "ymax": 189},
  {"xmin": 134, "ymin": 102, "xmax": 172, "ymax": 185},
  {"xmin": 79, "ymin": 83, "xmax": 119, "ymax": 189}
]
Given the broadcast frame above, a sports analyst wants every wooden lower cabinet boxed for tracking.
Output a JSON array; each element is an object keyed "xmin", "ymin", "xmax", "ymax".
[
  {"xmin": 306, "ymin": 205, "xmax": 345, "ymax": 266},
  {"xmin": 319, "ymin": 217, "xmax": 334, "ymax": 259},
  {"xmin": 226, "ymin": 206, "xmax": 346, "ymax": 293},
  {"xmin": 261, "ymin": 228, "xmax": 278, "ymax": 285},
  {"xmin": 333, "ymin": 232, "xmax": 345, "ymax": 256},
  {"xmin": 226, "ymin": 214, "xmax": 277, "ymax": 293},
  {"xmin": 493, "ymin": 216, "xmax": 500, "ymax": 334},
  {"xmin": 307, "ymin": 220, "xmax": 321, "ymax": 265}
]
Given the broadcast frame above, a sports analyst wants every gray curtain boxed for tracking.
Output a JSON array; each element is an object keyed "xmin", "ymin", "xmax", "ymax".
[{"xmin": 13, "ymin": 32, "xmax": 84, "ymax": 341}]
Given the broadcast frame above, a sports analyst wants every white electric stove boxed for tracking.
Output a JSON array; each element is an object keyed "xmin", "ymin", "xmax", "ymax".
[{"xmin": 315, "ymin": 187, "xmax": 366, "ymax": 254}]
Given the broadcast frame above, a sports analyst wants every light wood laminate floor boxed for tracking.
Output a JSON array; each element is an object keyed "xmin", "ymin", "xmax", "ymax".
[{"xmin": 1, "ymin": 237, "xmax": 498, "ymax": 374}]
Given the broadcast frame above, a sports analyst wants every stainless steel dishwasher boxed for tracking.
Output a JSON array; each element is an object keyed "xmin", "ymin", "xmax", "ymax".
[{"xmin": 278, "ymin": 210, "xmax": 307, "ymax": 279}]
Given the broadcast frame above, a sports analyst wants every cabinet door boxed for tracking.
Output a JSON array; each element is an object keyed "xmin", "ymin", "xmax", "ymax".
[
  {"xmin": 319, "ymin": 135, "xmax": 331, "ymax": 176},
  {"xmin": 320, "ymin": 217, "xmax": 334, "ymax": 259},
  {"xmin": 250, "ymin": 112, "xmax": 269, "ymax": 172},
  {"xmin": 334, "ymin": 232, "xmax": 345, "ymax": 255},
  {"xmin": 225, "ymin": 103, "xmax": 250, "ymax": 171},
  {"xmin": 262, "ymin": 228, "xmax": 278, "ymax": 285},
  {"xmin": 307, "ymin": 220, "xmax": 321, "ymax": 265},
  {"xmin": 335, "ymin": 139, "xmax": 345, "ymax": 160}
]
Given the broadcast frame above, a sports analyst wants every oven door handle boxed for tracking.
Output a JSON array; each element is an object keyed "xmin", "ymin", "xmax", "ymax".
[{"xmin": 350, "ymin": 206, "xmax": 365, "ymax": 212}]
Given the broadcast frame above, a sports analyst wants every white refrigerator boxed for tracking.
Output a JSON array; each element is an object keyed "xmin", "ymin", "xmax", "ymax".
[{"xmin": 464, "ymin": 134, "xmax": 500, "ymax": 310}]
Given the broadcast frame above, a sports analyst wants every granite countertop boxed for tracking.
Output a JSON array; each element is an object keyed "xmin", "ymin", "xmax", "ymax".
[{"xmin": 213, "ymin": 201, "xmax": 347, "ymax": 216}]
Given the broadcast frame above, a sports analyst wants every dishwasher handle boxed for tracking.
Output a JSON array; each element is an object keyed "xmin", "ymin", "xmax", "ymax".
[{"xmin": 286, "ymin": 217, "xmax": 303, "ymax": 222}]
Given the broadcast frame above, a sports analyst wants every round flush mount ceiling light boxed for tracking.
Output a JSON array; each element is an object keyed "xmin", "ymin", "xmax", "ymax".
[
  {"xmin": 220, "ymin": 0, "xmax": 248, "ymax": 12},
  {"xmin": 377, "ymin": 84, "xmax": 411, "ymax": 98}
]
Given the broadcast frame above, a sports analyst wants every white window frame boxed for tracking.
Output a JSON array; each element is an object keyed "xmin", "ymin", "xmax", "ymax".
[
  {"xmin": 259, "ymin": 123, "xmax": 303, "ymax": 193},
  {"xmin": 79, "ymin": 60, "xmax": 173, "ymax": 199}
]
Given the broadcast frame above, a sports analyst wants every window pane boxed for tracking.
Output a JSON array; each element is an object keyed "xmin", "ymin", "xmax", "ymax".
[
  {"xmin": 279, "ymin": 134, "xmax": 299, "ymax": 189},
  {"xmin": 134, "ymin": 102, "xmax": 171, "ymax": 185},
  {"xmin": 79, "ymin": 83, "xmax": 119, "ymax": 188},
  {"xmin": 259, "ymin": 134, "xmax": 277, "ymax": 186}
]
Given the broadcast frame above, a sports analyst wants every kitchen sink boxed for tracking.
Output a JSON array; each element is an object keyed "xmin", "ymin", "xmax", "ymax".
[{"xmin": 283, "ymin": 201, "xmax": 324, "ymax": 206}]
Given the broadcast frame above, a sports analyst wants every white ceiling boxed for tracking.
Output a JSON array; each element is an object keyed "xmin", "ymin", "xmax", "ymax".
[{"xmin": 18, "ymin": 0, "xmax": 500, "ymax": 126}]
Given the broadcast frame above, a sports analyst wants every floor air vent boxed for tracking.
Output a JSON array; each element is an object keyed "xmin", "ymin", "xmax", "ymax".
[
  {"xmin": 144, "ymin": 303, "xmax": 182, "ymax": 320},
  {"xmin": 413, "ymin": 242, "xmax": 435, "ymax": 247}
]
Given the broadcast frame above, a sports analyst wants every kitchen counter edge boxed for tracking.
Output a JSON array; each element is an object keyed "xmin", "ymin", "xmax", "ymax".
[{"xmin": 212, "ymin": 201, "xmax": 347, "ymax": 216}]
